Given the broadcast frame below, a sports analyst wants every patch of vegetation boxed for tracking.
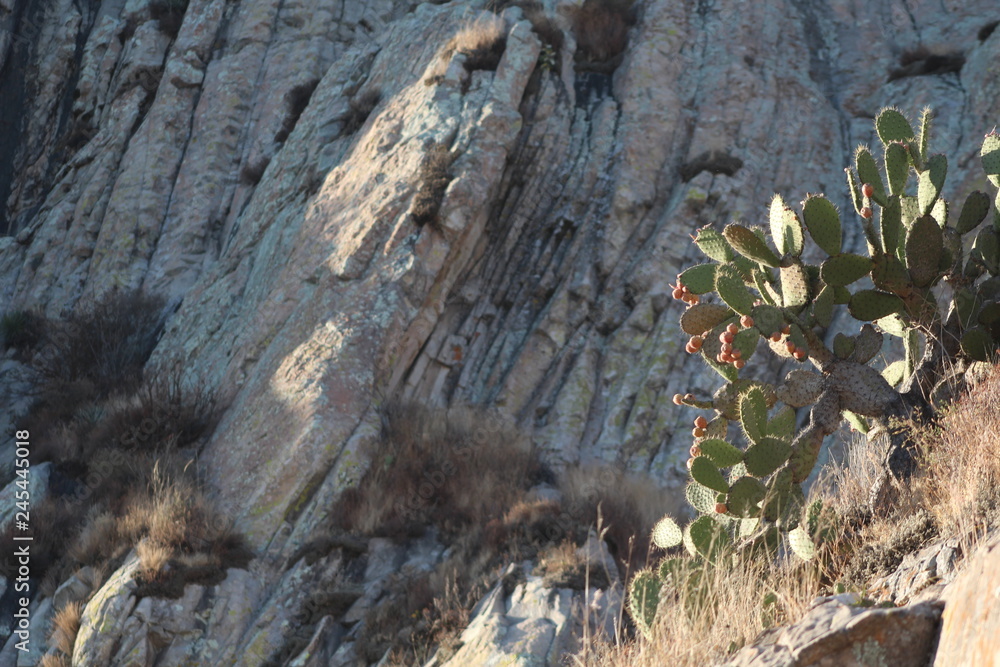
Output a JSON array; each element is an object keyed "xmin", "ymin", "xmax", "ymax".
[
  {"xmin": 274, "ymin": 79, "xmax": 320, "ymax": 144},
  {"xmin": 149, "ymin": 0, "xmax": 190, "ymax": 39},
  {"xmin": 411, "ymin": 144, "xmax": 455, "ymax": 228},
  {"xmin": 342, "ymin": 87, "xmax": 381, "ymax": 135},
  {"xmin": 0, "ymin": 308, "xmax": 44, "ymax": 351},
  {"xmin": 447, "ymin": 17, "xmax": 507, "ymax": 73},
  {"xmin": 240, "ymin": 155, "xmax": 271, "ymax": 185},
  {"xmin": 569, "ymin": 0, "xmax": 635, "ymax": 69}
]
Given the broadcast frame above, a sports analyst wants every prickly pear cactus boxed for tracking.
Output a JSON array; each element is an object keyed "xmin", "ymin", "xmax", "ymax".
[{"xmin": 632, "ymin": 107, "xmax": 1000, "ymax": 629}]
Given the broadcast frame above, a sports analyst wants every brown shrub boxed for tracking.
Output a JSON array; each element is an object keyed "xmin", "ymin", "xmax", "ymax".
[
  {"xmin": 274, "ymin": 78, "xmax": 320, "ymax": 143},
  {"xmin": 411, "ymin": 145, "xmax": 455, "ymax": 228},
  {"xmin": 448, "ymin": 18, "xmax": 507, "ymax": 72},
  {"xmin": 240, "ymin": 156, "xmax": 271, "ymax": 185},
  {"xmin": 342, "ymin": 87, "xmax": 381, "ymax": 135},
  {"xmin": 149, "ymin": 0, "xmax": 189, "ymax": 38},
  {"xmin": 333, "ymin": 402, "xmax": 548, "ymax": 540},
  {"xmin": 559, "ymin": 465, "xmax": 682, "ymax": 574},
  {"xmin": 918, "ymin": 365, "xmax": 1000, "ymax": 535},
  {"xmin": 33, "ymin": 288, "xmax": 166, "ymax": 398},
  {"xmin": 570, "ymin": 0, "xmax": 634, "ymax": 65}
]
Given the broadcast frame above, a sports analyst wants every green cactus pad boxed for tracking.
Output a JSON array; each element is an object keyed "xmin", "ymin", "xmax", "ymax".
[
  {"xmin": 678, "ymin": 263, "xmax": 718, "ymax": 294},
  {"xmin": 657, "ymin": 557, "xmax": 686, "ymax": 585},
  {"xmin": 961, "ymin": 327, "xmax": 994, "ymax": 361},
  {"xmin": 744, "ymin": 438, "xmax": 792, "ymax": 478},
  {"xmin": 761, "ymin": 467, "xmax": 794, "ymax": 522},
  {"xmin": 918, "ymin": 154, "xmax": 947, "ymax": 216},
  {"xmin": 843, "ymin": 410, "xmax": 870, "ymax": 434},
  {"xmin": 845, "ymin": 167, "xmax": 863, "ymax": 215},
  {"xmin": 780, "ymin": 262, "xmax": 811, "ymax": 308},
  {"xmin": 971, "ymin": 227, "xmax": 1000, "ymax": 275},
  {"xmin": 686, "ymin": 481, "xmax": 718, "ymax": 515},
  {"xmin": 978, "ymin": 302, "xmax": 1000, "ymax": 326},
  {"xmin": 854, "ymin": 146, "xmax": 887, "ymax": 207},
  {"xmin": 693, "ymin": 227, "xmax": 734, "ymax": 262},
  {"xmin": 820, "ymin": 253, "xmax": 872, "ymax": 287},
  {"xmin": 767, "ymin": 405, "xmax": 796, "ymax": 442},
  {"xmin": 954, "ymin": 288, "xmax": 979, "ymax": 329},
  {"xmin": 881, "ymin": 359, "xmax": 906, "ymax": 386},
  {"xmin": 931, "ymin": 198, "xmax": 948, "ymax": 231},
  {"xmin": 788, "ymin": 431, "xmax": 824, "ymax": 484},
  {"xmin": 728, "ymin": 461, "xmax": 748, "ymax": 485},
  {"xmin": 739, "ymin": 386, "xmax": 770, "ymax": 445},
  {"xmin": 690, "ymin": 456, "xmax": 729, "ymax": 494},
  {"xmin": 732, "ymin": 327, "xmax": 759, "ymax": 363},
  {"xmin": 628, "ymin": 570, "xmax": 662, "ymax": 639},
  {"xmin": 716, "ymin": 265, "xmax": 756, "ymax": 315},
  {"xmin": 981, "ymin": 132, "xmax": 1000, "ymax": 189},
  {"xmin": 801, "ymin": 195, "xmax": 842, "ymax": 256},
  {"xmin": 832, "ymin": 285, "xmax": 852, "ymax": 305},
  {"xmin": 770, "ymin": 194, "xmax": 804, "ymax": 256},
  {"xmin": 879, "ymin": 196, "xmax": 903, "ymax": 257},
  {"xmin": 812, "ymin": 285, "xmax": 835, "ymax": 328},
  {"xmin": 788, "ymin": 526, "xmax": 816, "ymax": 561},
  {"xmin": 871, "ymin": 254, "xmax": 911, "ymax": 294},
  {"xmin": 849, "ymin": 289, "xmax": 904, "ymax": 320},
  {"xmin": 753, "ymin": 270, "xmax": 779, "ymax": 306},
  {"xmin": 885, "ymin": 142, "xmax": 910, "ymax": 196},
  {"xmin": 900, "ymin": 195, "xmax": 920, "ymax": 227},
  {"xmin": 833, "ymin": 332, "xmax": 855, "ymax": 359},
  {"xmin": 874, "ymin": 312, "xmax": 907, "ymax": 337},
  {"xmin": 905, "ymin": 215, "xmax": 944, "ymax": 287},
  {"xmin": 698, "ymin": 439, "xmax": 745, "ymax": 467},
  {"xmin": 957, "ymin": 191, "xmax": 990, "ymax": 235},
  {"xmin": 751, "ymin": 304, "xmax": 784, "ymax": 338},
  {"xmin": 914, "ymin": 106, "xmax": 932, "ymax": 166},
  {"xmin": 875, "ymin": 108, "xmax": 915, "ymax": 145},
  {"xmin": 851, "ymin": 324, "xmax": 883, "ymax": 364},
  {"xmin": 776, "ymin": 369, "xmax": 824, "ymax": 407},
  {"xmin": 727, "ymin": 476, "xmax": 767, "ymax": 518},
  {"xmin": 687, "ymin": 515, "xmax": 732, "ymax": 561},
  {"xmin": 680, "ymin": 303, "xmax": 732, "ymax": 335},
  {"xmin": 723, "ymin": 224, "xmax": 781, "ymax": 267},
  {"xmin": 652, "ymin": 516, "xmax": 684, "ymax": 548}
]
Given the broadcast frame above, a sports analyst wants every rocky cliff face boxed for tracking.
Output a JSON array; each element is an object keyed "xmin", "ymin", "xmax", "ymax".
[{"xmin": 0, "ymin": 0, "xmax": 998, "ymax": 664}]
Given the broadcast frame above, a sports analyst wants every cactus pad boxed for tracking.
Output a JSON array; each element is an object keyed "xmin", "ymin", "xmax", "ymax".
[
  {"xmin": 770, "ymin": 194, "xmax": 804, "ymax": 256},
  {"xmin": 716, "ymin": 265, "xmax": 756, "ymax": 315},
  {"xmin": 678, "ymin": 263, "xmax": 718, "ymax": 294},
  {"xmin": 871, "ymin": 254, "xmax": 911, "ymax": 293},
  {"xmin": 727, "ymin": 476, "xmax": 767, "ymax": 518},
  {"xmin": 971, "ymin": 227, "xmax": 1000, "ymax": 275},
  {"xmin": 956, "ymin": 191, "xmax": 990, "ymax": 235},
  {"xmin": 652, "ymin": 516, "xmax": 684, "ymax": 548},
  {"xmin": 879, "ymin": 195, "xmax": 903, "ymax": 256},
  {"xmin": 849, "ymin": 289, "xmax": 904, "ymax": 321},
  {"xmin": 780, "ymin": 262, "xmax": 811, "ymax": 308},
  {"xmin": 767, "ymin": 405, "xmax": 797, "ymax": 441},
  {"xmin": 690, "ymin": 456, "xmax": 729, "ymax": 493},
  {"xmin": 698, "ymin": 439, "xmax": 745, "ymax": 467},
  {"xmin": 961, "ymin": 327, "xmax": 994, "ymax": 361},
  {"xmin": 686, "ymin": 515, "xmax": 731, "ymax": 561},
  {"xmin": 850, "ymin": 324, "xmax": 884, "ymax": 364},
  {"xmin": 739, "ymin": 386, "xmax": 769, "ymax": 445},
  {"xmin": 680, "ymin": 303, "xmax": 732, "ymax": 335},
  {"xmin": 628, "ymin": 571, "xmax": 662, "ymax": 639},
  {"xmin": 776, "ymin": 369, "xmax": 824, "ymax": 407},
  {"xmin": 906, "ymin": 215, "xmax": 944, "ymax": 287},
  {"xmin": 833, "ymin": 332, "xmax": 855, "ymax": 359},
  {"xmin": 820, "ymin": 253, "xmax": 872, "ymax": 287},
  {"xmin": 686, "ymin": 481, "xmax": 718, "ymax": 515},
  {"xmin": 918, "ymin": 154, "xmax": 947, "ymax": 216},
  {"xmin": 724, "ymin": 224, "xmax": 781, "ymax": 267},
  {"xmin": 811, "ymin": 285, "xmax": 835, "ymax": 327},
  {"xmin": 885, "ymin": 142, "xmax": 910, "ymax": 196},
  {"xmin": 788, "ymin": 526, "xmax": 816, "ymax": 561},
  {"xmin": 694, "ymin": 227, "xmax": 734, "ymax": 262},
  {"xmin": 801, "ymin": 195, "xmax": 842, "ymax": 256},
  {"xmin": 854, "ymin": 146, "xmax": 887, "ymax": 207},
  {"xmin": 981, "ymin": 132, "xmax": 1000, "ymax": 189},
  {"xmin": 875, "ymin": 108, "xmax": 915, "ymax": 144},
  {"xmin": 744, "ymin": 438, "xmax": 792, "ymax": 477}
]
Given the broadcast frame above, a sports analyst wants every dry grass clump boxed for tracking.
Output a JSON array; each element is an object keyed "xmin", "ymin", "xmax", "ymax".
[
  {"xmin": 342, "ymin": 87, "xmax": 381, "ymax": 135},
  {"xmin": 411, "ymin": 144, "xmax": 454, "ymax": 228},
  {"xmin": 447, "ymin": 17, "xmax": 507, "ymax": 72},
  {"xmin": 560, "ymin": 465, "xmax": 683, "ymax": 573},
  {"xmin": 49, "ymin": 600, "xmax": 84, "ymax": 657},
  {"xmin": 569, "ymin": 0, "xmax": 634, "ymax": 65},
  {"xmin": 586, "ymin": 554, "xmax": 820, "ymax": 666},
  {"xmin": 333, "ymin": 401, "xmax": 548, "ymax": 538},
  {"xmin": 0, "ymin": 308, "xmax": 45, "ymax": 351},
  {"xmin": 918, "ymin": 365, "xmax": 1000, "ymax": 536}
]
